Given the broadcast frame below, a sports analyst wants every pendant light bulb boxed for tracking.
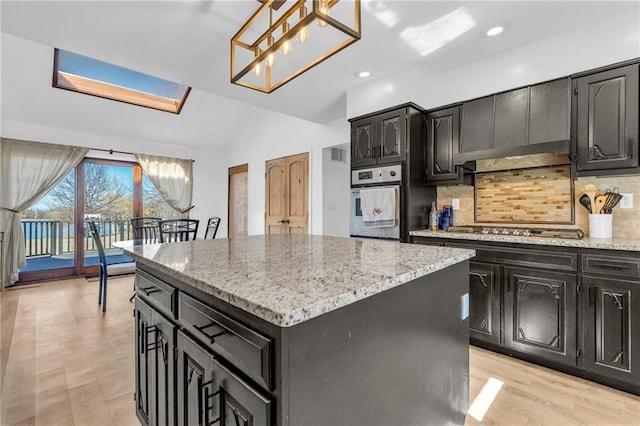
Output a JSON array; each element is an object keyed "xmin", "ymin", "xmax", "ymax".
[
  {"xmin": 266, "ymin": 35, "xmax": 276, "ymax": 67},
  {"xmin": 280, "ymin": 22, "xmax": 292, "ymax": 55},
  {"xmin": 253, "ymin": 48, "xmax": 262, "ymax": 77},
  {"xmin": 318, "ymin": 0, "xmax": 330, "ymax": 27},
  {"xmin": 296, "ymin": 5, "xmax": 309, "ymax": 43}
]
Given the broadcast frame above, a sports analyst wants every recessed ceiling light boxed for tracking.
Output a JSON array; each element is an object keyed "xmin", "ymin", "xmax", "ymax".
[
  {"xmin": 355, "ymin": 70, "xmax": 371, "ymax": 78},
  {"xmin": 486, "ymin": 26, "xmax": 504, "ymax": 37}
]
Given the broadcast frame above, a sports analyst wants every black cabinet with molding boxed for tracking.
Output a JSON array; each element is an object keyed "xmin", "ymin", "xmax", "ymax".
[
  {"xmin": 425, "ymin": 105, "xmax": 469, "ymax": 184},
  {"xmin": 350, "ymin": 106, "xmax": 410, "ymax": 168},
  {"xmin": 573, "ymin": 63, "xmax": 639, "ymax": 176},
  {"xmin": 411, "ymin": 236, "xmax": 640, "ymax": 395}
]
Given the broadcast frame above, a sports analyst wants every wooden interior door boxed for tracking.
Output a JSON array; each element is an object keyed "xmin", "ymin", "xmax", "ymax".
[
  {"xmin": 228, "ymin": 164, "xmax": 248, "ymax": 239},
  {"xmin": 265, "ymin": 153, "xmax": 308, "ymax": 234}
]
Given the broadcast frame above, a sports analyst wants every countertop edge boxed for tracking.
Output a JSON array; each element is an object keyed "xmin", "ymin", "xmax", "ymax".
[{"xmin": 410, "ymin": 230, "xmax": 640, "ymax": 251}]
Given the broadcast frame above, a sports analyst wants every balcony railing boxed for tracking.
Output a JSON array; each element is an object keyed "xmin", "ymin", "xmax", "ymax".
[{"xmin": 21, "ymin": 219, "xmax": 136, "ymax": 258}]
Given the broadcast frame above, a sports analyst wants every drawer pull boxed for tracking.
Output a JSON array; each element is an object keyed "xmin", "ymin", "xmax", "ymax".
[
  {"xmin": 196, "ymin": 323, "xmax": 227, "ymax": 344},
  {"xmin": 589, "ymin": 261, "xmax": 631, "ymax": 270},
  {"xmin": 138, "ymin": 286, "xmax": 161, "ymax": 296}
]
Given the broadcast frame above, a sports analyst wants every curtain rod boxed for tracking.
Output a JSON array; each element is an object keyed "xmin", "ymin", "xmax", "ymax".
[{"xmin": 90, "ymin": 147, "xmax": 195, "ymax": 162}]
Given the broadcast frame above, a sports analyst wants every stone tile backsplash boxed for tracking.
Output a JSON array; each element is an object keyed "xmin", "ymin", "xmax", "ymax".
[{"xmin": 437, "ymin": 174, "xmax": 640, "ymax": 239}]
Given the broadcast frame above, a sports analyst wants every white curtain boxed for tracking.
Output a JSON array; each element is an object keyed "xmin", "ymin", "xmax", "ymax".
[
  {"xmin": 0, "ymin": 138, "xmax": 88, "ymax": 286},
  {"xmin": 136, "ymin": 154, "xmax": 193, "ymax": 215}
]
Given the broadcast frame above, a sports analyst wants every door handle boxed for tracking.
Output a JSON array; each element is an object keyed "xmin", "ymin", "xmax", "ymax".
[{"xmin": 278, "ymin": 219, "xmax": 290, "ymax": 224}]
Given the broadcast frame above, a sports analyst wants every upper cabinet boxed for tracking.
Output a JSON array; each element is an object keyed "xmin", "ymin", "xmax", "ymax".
[
  {"xmin": 457, "ymin": 78, "xmax": 571, "ymax": 163},
  {"xmin": 350, "ymin": 105, "xmax": 417, "ymax": 168},
  {"xmin": 425, "ymin": 105, "xmax": 467, "ymax": 184},
  {"xmin": 574, "ymin": 63, "xmax": 639, "ymax": 175}
]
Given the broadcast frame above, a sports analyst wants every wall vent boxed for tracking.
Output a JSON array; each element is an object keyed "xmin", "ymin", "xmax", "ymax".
[{"xmin": 331, "ymin": 147, "xmax": 346, "ymax": 163}]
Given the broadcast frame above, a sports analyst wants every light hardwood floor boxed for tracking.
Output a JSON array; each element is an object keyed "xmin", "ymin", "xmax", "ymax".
[{"xmin": 1, "ymin": 277, "xmax": 639, "ymax": 425}]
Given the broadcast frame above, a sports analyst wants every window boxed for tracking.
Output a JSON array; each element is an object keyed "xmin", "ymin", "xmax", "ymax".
[{"xmin": 53, "ymin": 48, "xmax": 191, "ymax": 114}]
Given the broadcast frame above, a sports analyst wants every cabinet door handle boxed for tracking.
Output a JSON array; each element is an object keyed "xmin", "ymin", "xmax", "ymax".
[{"xmin": 202, "ymin": 381, "xmax": 221, "ymax": 426}]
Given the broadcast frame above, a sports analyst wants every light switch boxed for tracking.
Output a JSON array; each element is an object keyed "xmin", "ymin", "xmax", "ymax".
[{"xmin": 452, "ymin": 198, "xmax": 460, "ymax": 210}]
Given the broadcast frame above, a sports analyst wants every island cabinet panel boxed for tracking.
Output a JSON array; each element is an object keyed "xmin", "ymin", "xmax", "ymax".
[
  {"xmin": 504, "ymin": 267, "xmax": 577, "ymax": 367},
  {"xmin": 283, "ymin": 262, "xmax": 470, "ymax": 426},
  {"xmin": 469, "ymin": 262, "xmax": 501, "ymax": 345},
  {"xmin": 135, "ymin": 298, "xmax": 177, "ymax": 426},
  {"xmin": 178, "ymin": 292, "xmax": 273, "ymax": 391},
  {"xmin": 176, "ymin": 331, "xmax": 272, "ymax": 426},
  {"xmin": 574, "ymin": 63, "xmax": 639, "ymax": 174}
]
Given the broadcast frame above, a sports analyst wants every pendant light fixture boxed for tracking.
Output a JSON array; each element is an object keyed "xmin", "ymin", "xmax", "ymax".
[{"xmin": 231, "ymin": 0, "xmax": 361, "ymax": 93}]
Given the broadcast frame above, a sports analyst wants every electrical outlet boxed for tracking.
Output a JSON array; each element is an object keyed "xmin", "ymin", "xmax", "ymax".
[
  {"xmin": 620, "ymin": 193, "xmax": 633, "ymax": 209},
  {"xmin": 452, "ymin": 198, "xmax": 460, "ymax": 210}
]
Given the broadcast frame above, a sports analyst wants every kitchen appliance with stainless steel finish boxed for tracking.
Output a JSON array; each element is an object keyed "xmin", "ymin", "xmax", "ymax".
[
  {"xmin": 446, "ymin": 226, "xmax": 585, "ymax": 239},
  {"xmin": 350, "ymin": 164, "xmax": 401, "ymax": 240}
]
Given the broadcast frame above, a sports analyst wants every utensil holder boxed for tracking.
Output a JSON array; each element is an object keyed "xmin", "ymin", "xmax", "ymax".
[{"xmin": 589, "ymin": 214, "xmax": 612, "ymax": 238}]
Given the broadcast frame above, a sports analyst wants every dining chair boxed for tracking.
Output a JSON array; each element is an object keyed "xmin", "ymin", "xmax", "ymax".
[
  {"xmin": 88, "ymin": 221, "xmax": 108, "ymax": 312},
  {"xmin": 204, "ymin": 217, "xmax": 221, "ymax": 239},
  {"xmin": 130, "ymin": 216, "xmax": 161, "ymax": 243},
  {"xmin": 159, "ymin": 219, "xmax": 199, "ymax": 242}
]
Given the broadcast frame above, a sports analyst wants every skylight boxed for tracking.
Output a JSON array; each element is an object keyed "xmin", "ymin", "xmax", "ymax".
[{"xmin": 53, "ymin": 48, "xmax": 191, "ymax": 114}]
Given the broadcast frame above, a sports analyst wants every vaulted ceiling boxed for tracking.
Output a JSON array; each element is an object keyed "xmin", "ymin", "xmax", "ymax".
[{"xmin": 2, "ymin": 1, "xmax": 638, "ymax": 150}]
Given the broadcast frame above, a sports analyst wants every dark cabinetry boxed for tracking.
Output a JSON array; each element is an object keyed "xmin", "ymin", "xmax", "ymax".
[
  {"xmin": 135, "ymin": 294, "xmax": 176, "ymax": 426},
  {"xmin": 468, "ymin": 262, "xmax": 501, "ymax": 344},
  {"xmin": 135, "ymin": 268, "xmax": 273, "ymax": 426},
  {"xmin": 504, "ymin": 267, "xmax": 576, "ymax": 366},
  {"xmin": 458, "ymin": 78, "xmax": 570, "ymax": 162},
  {"xmin": 350, "ymin": 108, "xmax": 407, "ymax": 168},
  {"xmin": 425, "ymin": 105, "xmax": 467, "ymax": 184},
  {"xmin": 574, "ymin": 64, "xmax": 639, "ymax": 175},
  {"xmin": 411, "ymin": 236, "xmax": 640, "ymax": 395},
  {"xmin": 176, "ymin": 331, "xmax": 271, "ymax": 426},
  {"xmin": 580, "ymin": 251, "xmax": 640, "ymax": 386}
]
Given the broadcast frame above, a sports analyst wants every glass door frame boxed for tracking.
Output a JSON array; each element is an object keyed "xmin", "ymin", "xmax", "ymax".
[{"xmin": 76, "ymin": 157, "xmax": 143, "ymax": 277}]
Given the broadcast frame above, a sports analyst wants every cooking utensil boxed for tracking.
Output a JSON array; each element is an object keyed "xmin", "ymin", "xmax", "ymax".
[
  {"xmin": 579, "ymin": 194, "xmax": 592, "ymax": 213},
  {"xmin": 594, "ymin": 195, "xmax": 606, "ymax": 214},
  {"xmin": 602, "ymin": 192, "xmax": 623, "ymax": 214},
  {"xmin": 583, "ymin": 184, "xmax": 598, "ymax": 214}
]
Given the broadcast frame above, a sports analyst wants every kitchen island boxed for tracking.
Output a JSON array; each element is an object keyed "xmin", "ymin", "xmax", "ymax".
[{"xmin": 123, "ymin": 235, "xmax": 475, "ymax": 426}]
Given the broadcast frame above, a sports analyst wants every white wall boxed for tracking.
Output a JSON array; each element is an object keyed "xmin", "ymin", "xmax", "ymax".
[
  {"xmin": 225, "ymin": 115, "xmax": 348, "ymax": 236},
  {"xmin": 347, "ymin": 10, "xmax": 640, "ymax": 115},
  {"xmin": 322, "ymin": 143, "xmax": 350, "ymax": 237}
]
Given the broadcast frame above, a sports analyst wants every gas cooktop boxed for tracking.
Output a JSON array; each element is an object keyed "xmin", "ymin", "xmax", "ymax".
[{"xmin": 446, "ymin": 226, "xmax": 585, "ymax": 240}]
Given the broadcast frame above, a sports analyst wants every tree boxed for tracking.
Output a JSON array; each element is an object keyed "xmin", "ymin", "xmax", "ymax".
[
  {"xmin": 43, "ymin": 163, "xmax": 132, "ymax": 221},
  {"xmin": 142, "ymin": 176, "xmax": 179, "ymax": 219}
]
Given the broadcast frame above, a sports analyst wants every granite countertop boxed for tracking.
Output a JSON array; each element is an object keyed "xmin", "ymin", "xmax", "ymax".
[
  {"xmin": 410, "ymin": 229, "xmax": 640, "ymax": 251},
  {"xmin": 122, "ymin": 235, "xmax": 475, "ymax": 327}
]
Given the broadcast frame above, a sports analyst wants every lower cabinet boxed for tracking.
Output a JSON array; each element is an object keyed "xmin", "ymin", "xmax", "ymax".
[
  {"xmin": 176, "ymin": 331, "xmax": 272, "ymax": 426},
  {"xmin": 469, "ymin": 262, "xmax": 501, "ymax": 345},
  {"xmin": 136, "ymin": 277, "xmax": 273, "ymax": 426},
  {"xmin": 582, "ymin": 276, "xmax": 640, "ymax": 385},
  {"xmin": 135, "ymin": 298, "xmax": 176, "ymax": 426},
  {"xmin": 504, "ymin": 267, "xmax": 577, "ymax": 366},
  {"xmin": 411, "ymin": 236, "xmax": 639, "ymax": 395}
]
